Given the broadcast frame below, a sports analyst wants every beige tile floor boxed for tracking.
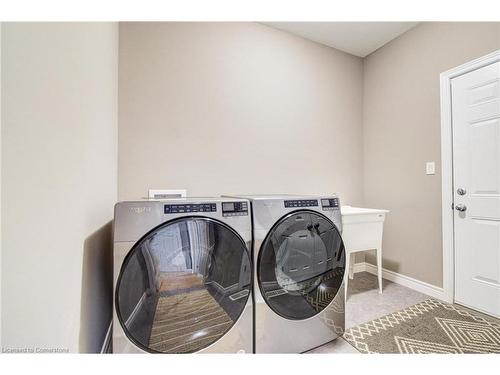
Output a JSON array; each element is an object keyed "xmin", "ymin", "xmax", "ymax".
[{"xmin": 306, "ymin": 271, "xmax": 430, "ymax": 354}]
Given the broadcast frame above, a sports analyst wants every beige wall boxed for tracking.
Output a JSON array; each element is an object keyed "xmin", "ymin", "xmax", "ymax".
[
  {"xmin": 363, "ymin": 22, "xmax": 500, "ymax": 287},
  {"xmin": 119, "ymin": 22, "xmax": 364, "ymax": 204},
  {"xmin": 1, "ymin": 23, "xmax": 118, "ymax": 352}
]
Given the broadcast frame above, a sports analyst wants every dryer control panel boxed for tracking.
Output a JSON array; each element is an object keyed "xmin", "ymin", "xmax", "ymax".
[
  {"xmin": 284, "ymin": 199, "xmax": 319, "ymax": 208},
  {"xmin": 222, "ymin": 201, "xmax": 249, "ymax": 217},
  {"xmin": 321, "ymin": 198, "xmax": 340, "ymax": 210},
  {"xmin": 164, "ymin": 203, "xmax": 216, "ymax": 214}
]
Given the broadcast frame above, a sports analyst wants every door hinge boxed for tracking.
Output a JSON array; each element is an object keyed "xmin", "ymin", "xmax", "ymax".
[{"xmin": 451, "ymin": 203, "xmax": 454, "ymax": 210}]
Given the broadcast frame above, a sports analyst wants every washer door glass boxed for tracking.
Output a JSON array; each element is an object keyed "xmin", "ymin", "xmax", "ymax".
[
  {"xmin": 116, "ymin": 217, "xmax": 251, "ymax": 353},
  {"xmin": 258, "ymin": 211, "xmax": 345, "ymax": 320}
]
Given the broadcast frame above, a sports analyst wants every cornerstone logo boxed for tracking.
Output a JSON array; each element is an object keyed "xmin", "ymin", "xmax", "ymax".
[{"xmin": 2, "ymin": 347, "xmax": 70, "ymax": 353}]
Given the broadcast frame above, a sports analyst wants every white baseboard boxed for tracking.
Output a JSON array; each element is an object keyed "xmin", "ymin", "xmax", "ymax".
[
  {"xmin": 352, "ymin": 262, "xmax": 367, "ymax": 274},
  {"xmin": 352, "ymin": 262, "xmax": 448, "ymax": 302}
]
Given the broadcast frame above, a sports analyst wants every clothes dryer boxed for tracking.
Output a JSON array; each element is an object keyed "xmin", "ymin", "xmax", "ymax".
[
  {"xmin": 113, "ymin": 198, "xmax": 253, "ymax": 353},
  {"xmin": 225, "ymin": 195, "xmax": 345, "ymax": 353}
]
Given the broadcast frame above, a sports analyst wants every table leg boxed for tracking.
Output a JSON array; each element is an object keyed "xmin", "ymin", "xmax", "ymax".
[{"xmin": 377, "ymin": 247, "xmax": 383, "ymax": 293}]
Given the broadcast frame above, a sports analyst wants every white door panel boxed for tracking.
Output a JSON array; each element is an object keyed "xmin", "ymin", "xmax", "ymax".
[
  {"xmin": 467, "ymin": 79, "xmax": 499, "ymax": 105},
  {"xmin": 452, "ymin": 61, "xmax": 500, "ymax": 318}
]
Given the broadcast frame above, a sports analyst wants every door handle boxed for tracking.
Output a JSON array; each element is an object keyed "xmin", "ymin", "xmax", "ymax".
[
  {"xmin": 455, "ymin": 204, "xmax": 467, "ymax": 212},
  {"xmin": 457, "ymin": 188, "xmax": 466, "ymax": 196}
]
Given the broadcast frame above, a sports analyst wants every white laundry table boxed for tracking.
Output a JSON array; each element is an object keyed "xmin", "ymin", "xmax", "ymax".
[{"xmin": 341, "ymin": 206, "xmax": 389, "ymax": 295}]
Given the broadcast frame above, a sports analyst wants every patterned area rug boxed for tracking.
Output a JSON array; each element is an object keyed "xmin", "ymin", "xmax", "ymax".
[
  {"xmin": 304, "ymin": 267, "xmax": 345, "ymax": 312},
  {"xmin": 343, "ymin": 299, "xmax": 500, "ymax": 353},
  {"xmin": 148, "ymin": 289, "xmax": 233, "ymax": 353}
]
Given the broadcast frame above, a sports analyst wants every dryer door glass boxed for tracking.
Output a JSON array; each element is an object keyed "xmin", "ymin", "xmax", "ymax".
[
  {"xmin": 115, "ymin": 217, "xmax": 251, "ymax": 353},
  {"xmin": 258, "ymin": 211, "xmax": 345, "ymax": 320}
]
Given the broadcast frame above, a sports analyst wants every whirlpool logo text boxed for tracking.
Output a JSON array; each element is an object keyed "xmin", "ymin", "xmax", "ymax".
[{"xmin": 129, "ymin": 207, "xmax": 152, "ymax": 214}]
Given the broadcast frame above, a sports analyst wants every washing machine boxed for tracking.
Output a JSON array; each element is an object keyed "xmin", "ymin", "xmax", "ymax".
[
  {"xmin": 113, "ymin": 198, "xmax": 253, "ymax": 353},
  {"xmin": 225, "ymin": 194, "xmax": 345, "ymax": 353}
]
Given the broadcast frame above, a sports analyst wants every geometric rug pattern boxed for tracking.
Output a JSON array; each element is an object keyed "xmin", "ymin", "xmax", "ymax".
[
  {"xmin": 343, "ymin": 299, "xmax": 500, "ymax": 353},
  {"xmin": 303, "ymin": 267, "xmax": 345, "ymax": 313}
]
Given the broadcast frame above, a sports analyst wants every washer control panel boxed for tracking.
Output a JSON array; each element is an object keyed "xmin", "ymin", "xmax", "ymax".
[
  {"xmin": 222, "ymin": 201, "xmax": 249, "ymax": 217},
  {"xmin": 164, "ymin": 203, "xmax": 217, "ymax": 214},
  {"xmin": 321, "ymin": 198, "xmax": 340, "ymax": 210},
  {"xmin": 284, "ymin": 199, "xmax": 319, "ymax": 208}
]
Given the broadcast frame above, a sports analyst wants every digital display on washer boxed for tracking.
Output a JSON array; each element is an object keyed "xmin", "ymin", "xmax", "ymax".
[
  {"xmin": 222, "ymin": 201, "xmax": 249, "ymax": 217},
  {"xmin": 164, "ymin": 203, "xmax": 216, "ymax": 214},
  {"xmin": 321, "ymin": 198, "xmax": 339, "ymax": 210},
  {"xmin": 222, "ymin": 202, "xmax": 235, "ymax": 212}
]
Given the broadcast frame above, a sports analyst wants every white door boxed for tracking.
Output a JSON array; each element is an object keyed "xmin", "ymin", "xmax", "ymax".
[{"xmin": 451, "ymin": 61, "xmax": 500, "ymax": 318}]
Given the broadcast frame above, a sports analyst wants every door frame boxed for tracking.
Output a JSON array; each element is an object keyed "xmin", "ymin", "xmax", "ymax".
[{"xmin": 439, "ymin": 49, "xmax": 500, "ymax": 304}]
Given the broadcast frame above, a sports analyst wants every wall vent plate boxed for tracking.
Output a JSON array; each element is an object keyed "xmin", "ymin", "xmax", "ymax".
[{"xmin": 148, "ymin": 189, "xmax": 187, "ymax": 199}]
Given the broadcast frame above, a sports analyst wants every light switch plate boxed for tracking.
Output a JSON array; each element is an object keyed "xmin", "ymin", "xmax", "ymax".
[{"xmin": 426, "ymin": 162, "xmax": 435, "ymax": 175}]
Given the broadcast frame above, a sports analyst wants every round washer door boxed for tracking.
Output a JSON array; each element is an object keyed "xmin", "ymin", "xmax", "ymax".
[
  {"xmin": 258, "ymin": 210, "xmax": 345, "ymax": 320},
  {"xmin": 115, "ymin": 216, "xmax": 252, "ymax": 353}
]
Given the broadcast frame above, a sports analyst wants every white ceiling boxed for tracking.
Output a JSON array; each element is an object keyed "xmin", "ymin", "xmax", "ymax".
[{"xmin": 263, "ymin": 22, "xmax": 419, "ymax": 57}]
